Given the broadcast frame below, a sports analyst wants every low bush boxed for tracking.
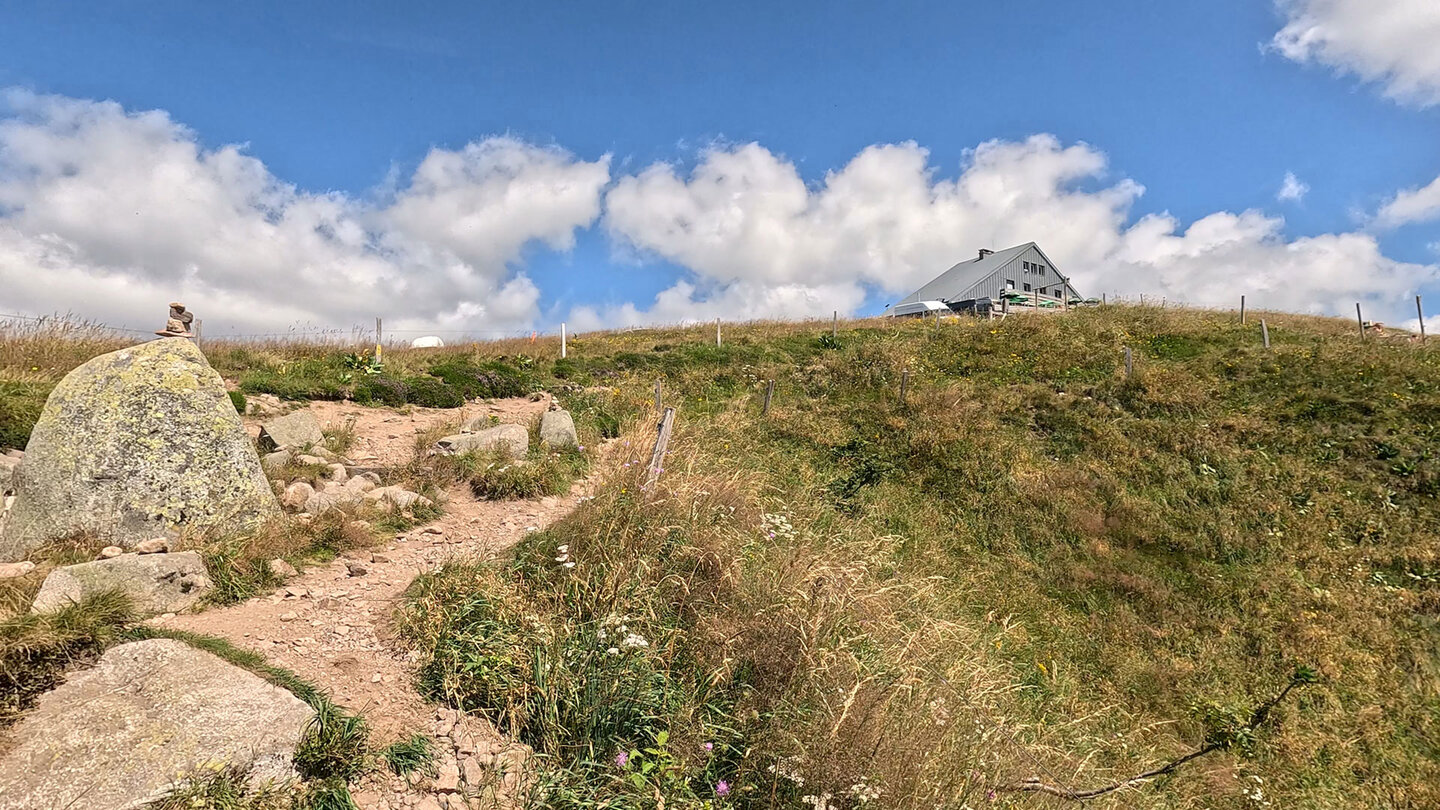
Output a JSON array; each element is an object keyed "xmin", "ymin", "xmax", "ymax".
[
  {"xmin": 426, "ymin": 358, "xmax": 533, "ymax": 399},
  {"xmin": 463, "ymin": 447, "xmax": 589, "ymax": 500}
]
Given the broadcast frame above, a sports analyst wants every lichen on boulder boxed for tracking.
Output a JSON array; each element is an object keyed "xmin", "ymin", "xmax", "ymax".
[{"xmin": 0, "ymin": 338, "xmax": 280, "ymax": 561}]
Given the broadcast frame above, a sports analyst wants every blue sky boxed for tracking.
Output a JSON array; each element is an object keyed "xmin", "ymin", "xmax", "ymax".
[{"xmin": 2, "ymin": 0, "xmax": 1439, "ymax": 335}]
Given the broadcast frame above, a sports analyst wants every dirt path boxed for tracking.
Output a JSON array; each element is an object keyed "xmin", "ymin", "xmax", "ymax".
[{"xmin": 158, "ymin": 399, "xmax": 581, "ymax": 809}]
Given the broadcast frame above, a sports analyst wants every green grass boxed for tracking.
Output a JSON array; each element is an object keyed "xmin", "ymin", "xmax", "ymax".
[
  {"xmin": 462, "ymin": 444, "xmax": 590, "ymax": 500},
  {"xmin": 390, "ymin": 308, "xmax": 1438, "ymax": 809},
  {"xmin": 7, "ymin": 307, "xmax": 1439, "ymax": 808},
  {"xmin": 378, "ymin": 733, "xmax": 438, "ymax": 777},
  {"xmin": 0, "ymin": 590, "xmax": 133, "ymax": 726}
]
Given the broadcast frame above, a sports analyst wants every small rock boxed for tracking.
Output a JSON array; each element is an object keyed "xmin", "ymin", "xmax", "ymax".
[
  {"xmin": 285, "ymin": 586, "xmax": 308, "ymax": 598},
  {"xmin": 295, "ymin": 454, "xmax": 327, "ymax": 466},
  {"xmin": 279, "ymin": 611, "xmax": 298, "ymax": 622},
  {"xmin": 371, "ymin": 673, "xmax": 382, "ymax": 683},
  {"xmin": 0, "ymin": 560, "xmax": 36, "ymax": 579},
  {"xmin": 260, "ymin": 450, "xmax": 294, "ymax": 476},
  {"xmin": 258, "ymin": 410, "xmax": 325, "ymax": 452},
  {"xmin": 281, "ymin": 481, "xmax": 315, "ymax": 511},
  {"xmin": 460, "ymin": 756, "xmax": 484, "ymax": 787},
  {"xmin": 133, "ymin": 538, "xmax": 169, "ymax": 554},
  {"xmin": 435, "ymin": 757, "xmax": 461, "ymax": 792},
  {"xmin": 539, "ymin": 408, "xmax": 579, "ymax": 448},
  {"xmin": 422, "ymin": 527, "xmax": 444, "ymax": 535},
  {"xmin": 415, "ymin": 797, "xmax": 444, "ymax": 810},
  {"xmin": 31, "ymin": 551, "xmax": 211, "ymax": 616},
  {"xmin": 98, "ymin": 546, "xmax": 124, "ymax": 559},
  {"xmin": 267, "ymin": 558, "xmax": 298, "ymax": 579},
  {"xmin": 345, "ymin": 561, "xmax": 368, "ymax": 577},
  {"xmin": 370, "ymin": 552, "xmax": 391, "ymax": 564},
  {"xmin": 326, "ymin": 463, "xmax": 348, "ymax": 483}
]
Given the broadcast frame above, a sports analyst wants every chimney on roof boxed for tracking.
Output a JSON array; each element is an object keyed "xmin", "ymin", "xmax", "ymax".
[{"xmin": 978, "ymin": 248, "xmax": 994, "ymax": 260}]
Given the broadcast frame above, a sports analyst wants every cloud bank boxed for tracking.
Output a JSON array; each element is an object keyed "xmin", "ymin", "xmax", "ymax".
[
  {"xmin": 601, "ymin": 137, "xmax": 1434, "ymax": 323},
  {"xmin": 1272, "ymin": 0, "xmax": 1440, "ymax": 106},
  {"xmin": 0, "ymin": 89, "xmax": 610, "ymax": 335},
  {"xmin": 0, "ymin": 90, "xmax": 1434, "ymax": 335}
]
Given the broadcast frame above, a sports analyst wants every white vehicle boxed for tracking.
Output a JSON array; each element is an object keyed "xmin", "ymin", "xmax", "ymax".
[
  {"xmin": 410, "ymin": 336, "xmax": 445, "ymax": 348},
  {"xmin": 888, "ymin": 300, "xmax": 949, "ymax": 318}
]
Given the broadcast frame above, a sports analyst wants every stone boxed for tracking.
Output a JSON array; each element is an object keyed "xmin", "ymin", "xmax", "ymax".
[
  {"xmin": 460, "ymin": 756, "xmax": 485, "ymax": 786},
  {"xmin": 435, "ymin": 424, "xmax": 528, "ymax": 459},
  {"xmin": 416, "ymin": 797, "xmax": 444, "ymax": 810},
  {"xmin": 344, "ymin": 475, "xmax": 376, "ymax": 494},
  {"xmin": 370, "ymin": 552, "xmax": 391, "ymax": 564},
  {"xmin": 539, "ymin": 409, "xmax": 579, "ymax": 448},
  {"xmin": 153, "ymin": 302, "xmax": 195, "ymax": 338},
  {"xmin": 257, "ymin": 410, "xmax": 325, "ymax": 453},
  {"xmin": 31, "ymin": 550, "xmax": 213, "ymax": 616},
  {"xmin": 304, "ymin": 488, "xmax": 364, "ymax": 515},
  {"xmin": 0, "ymin": 454, "xmax": 18, "ymax": 493},
  {"xmin": 363, "ymin": 486, "xmax": 430, "ymax": 512},
  {"xmin": 435, "ymin": 756, "xmax": 461, "ymax": 792},
  {"xmin": 134, "ymin": 537, "xmax": 169, "ymax": 554},
  {"xmin": 243, "ymin": 392, "xmax": 286, "ymax": 418},
  {"xmin": 282, "ymin": 481, "xmax": 315, "ymax": 511},
  {"xmin": 98, "ymin": 545, "xmax": 124, "ymax": 559},
  {"xmin": 279, "ymin": 611, "xmax": 298, "ymax": 622},
  {"xmin": 345, "ymin": 561, "xmax": 368, "ymax": 577},
  {"xmin": 0, "ymin": 339, "xmax": 280, "ymax": 562},
  {"xmin": 0, "ymin": 560, "xmax": 35, "ymax": 579},
  {"xmin": 268, "ymin": 558, "xmax": 298, "ymax": 578},
  {"xmin": 260, "ymin": 449, "xmax": 294, "ymax": 475},
  {"xmin": 326, "ymin": 463, "xmax": 348, "ymax": 483},
  {"xmin": 0, "ymin": 639, "xmax": 313, "ymax": 810}
]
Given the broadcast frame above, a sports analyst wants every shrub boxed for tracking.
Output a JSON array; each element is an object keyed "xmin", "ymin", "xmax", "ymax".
[
  {"xmin": 463, "ymin": 448, "xmax": 589, "ymax": 500},
  {"xmin": 401, "ymin": 375, "xmax": 465, "ymax": 409},
  {"xmin": 227, "ymin": 390, "xmax": 247, "ymax": 414},
  {"xmin": 350, "ymin": 375, "xmax": 409, "ymax": 407},
  {"xmin": 426, "ymin": 358, "xmax": 532, "ymax": 399}
]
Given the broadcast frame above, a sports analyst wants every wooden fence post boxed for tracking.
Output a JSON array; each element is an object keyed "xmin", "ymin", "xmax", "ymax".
[
  {"xmin": 645, "ymin": 407, "xmax": 676, "ymax": 488},
  {"xmin": 654, "ymin": 379, "xmax": 663, "ymax": 412},
  {"xmin": 560, "ymin": 322, "xmax": 567, "ymax": 359},
  {"xmin": 1356, "ymin": 302, "xmax": 1365, "ymax": 338},
  {"xmin": 193, "ymin": 319, "xmax": 203, "ymax": 351},
  {"xmin": 1418, "ymin": 295, "xmax": 1427, "ymax": 342},
  {"xmin": 899, "ymin": 369, "xmax": 910, "ymax": 403},
  {"xmin": 762, "ymin": 379, "xmax": 775, "ymax": 415},
  {"xmin": 1261, "ymin": 319, "xmax": 1270, "ymax": 349},
  {"xmin": 375, "ymin": 317, "xmax": 383, "ymax": 363},
  {"xmin": 1124, "ymin": 346, "xmax": 1134, "ymax": 380},
  {"xmin": 1240, "ymin": 295, "xmax": 1246, "ymax": 325},
  {"xmin": 715, "ymin": 318, "xmax": 721, "ymax": 347}
]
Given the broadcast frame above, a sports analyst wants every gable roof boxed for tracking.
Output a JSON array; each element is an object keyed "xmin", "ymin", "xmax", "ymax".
[
  {"xmin": 895, "ymin": 242, "xmax": 1075, "ymax": 305},
  {"xmin": 896, "ymin": 243, "xmax": 1031, "ymax": 305}
]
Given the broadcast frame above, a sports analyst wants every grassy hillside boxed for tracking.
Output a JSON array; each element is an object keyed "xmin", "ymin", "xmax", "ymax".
[{"xmin": 3, "ymin": 307, "xmax": 1437, "ymax": 808}]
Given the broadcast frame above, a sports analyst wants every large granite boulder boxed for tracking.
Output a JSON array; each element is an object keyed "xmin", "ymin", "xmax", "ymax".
[
  {"xmin": 539, "ymin": 409, "xmax": 579, "ymax": 448},
  {"xmin": 436, "ymin": 423, "xmax": 528, "ymax": 459},
  {"xmin": 31, "ymin": 550, "xmax": 213, "ymax": 616},
  {"xmin": 0, "ymin": 638, "xmax": 314, "ymax": 810},
  {"xmin": 0, "ymin": 339, "xmax": 280, "ymax": 561}
]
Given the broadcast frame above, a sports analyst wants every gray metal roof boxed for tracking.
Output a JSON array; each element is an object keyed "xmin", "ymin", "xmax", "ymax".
[{"xmin": 896, "ymin": 243, "xmax": 1035, "ymax": 305}]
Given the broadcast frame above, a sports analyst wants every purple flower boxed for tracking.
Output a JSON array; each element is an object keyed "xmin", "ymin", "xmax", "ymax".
[
  {"xmin": 715, "ymin": 780, "xmax": 730, "ymax": 796},
  {"xmin": 615, "ymin": 751, "xmax": 629, "ymax": 767},
  {"xmin": 704, "ymin": 742, "xmax": 714, "ymax": 752}
]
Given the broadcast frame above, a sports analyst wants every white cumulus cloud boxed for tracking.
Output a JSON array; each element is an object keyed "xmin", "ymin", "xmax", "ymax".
[
  {"xmin": 601, "ymin": 137, "xmax": 1435, "ymax": 325},
  {"xmin": 1271, "ymin": 0, "xmax": 1440, "ymax": 106},
  {"xmin": 1374, "ymin": 174, "xmax": 1440, "ymax": 228},
  {"xmin": 1277, "ymin": 171, "xmax": 1309, "ymax": 202},
  {"xmin": 0, "ymin": 89, "xmax": 610, "ymax": 336}
]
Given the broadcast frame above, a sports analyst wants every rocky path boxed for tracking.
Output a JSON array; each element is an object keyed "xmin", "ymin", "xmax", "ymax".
[{"xmin": 158, "ymin": 399, "xmax": 583, "ymax": 810}]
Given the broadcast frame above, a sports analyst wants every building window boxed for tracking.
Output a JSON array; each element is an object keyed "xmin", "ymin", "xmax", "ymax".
[
  {"xmin": 1039, "ymin": 288, "xmax": 1047, "ymax": 296},
  {"xmin": 1005, "ymin": 279, "xmax": 1015, "ymax": 290},
  {"xmin": 1023, "ymin": 283, "xmax": 1031, "ymax": 292}
]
